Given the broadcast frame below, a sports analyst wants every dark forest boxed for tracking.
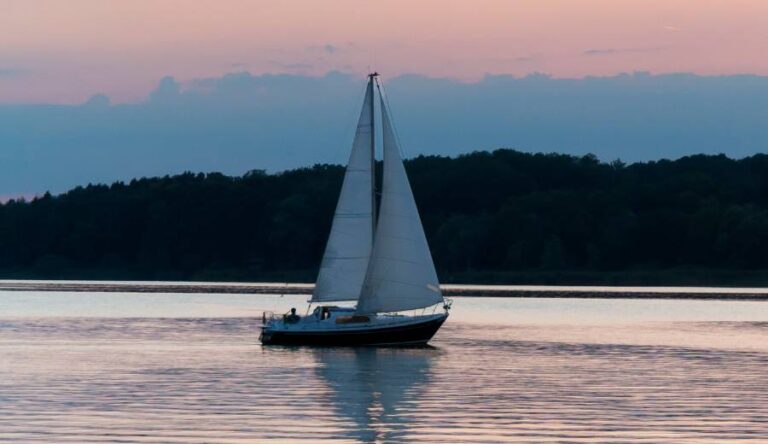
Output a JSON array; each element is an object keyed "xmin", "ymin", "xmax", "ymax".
[{"xmin": 4, "ymin": 149, "xmax": 768, "ymax": 285}]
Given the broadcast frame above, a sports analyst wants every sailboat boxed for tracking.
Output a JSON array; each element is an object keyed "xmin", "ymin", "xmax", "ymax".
[{"xmin": 260, "ymin": 73, "xmax": 450, "ymax": 346}]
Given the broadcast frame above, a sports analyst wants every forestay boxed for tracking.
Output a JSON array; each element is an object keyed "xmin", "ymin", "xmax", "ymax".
[
  {"xmin": 356, "ymin": 95, "xmax": 444, "ymax": 314},
  {"xmin": 312, "ymin": 81, "xmax": 375, "ymax": 302}
]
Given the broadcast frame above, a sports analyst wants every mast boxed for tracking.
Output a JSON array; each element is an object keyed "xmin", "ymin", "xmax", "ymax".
[{"xmin": 369, "ymin": 72, "xmax": 379, "ymax": 237}]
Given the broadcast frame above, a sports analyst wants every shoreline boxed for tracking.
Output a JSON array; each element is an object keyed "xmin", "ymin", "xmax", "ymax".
[{"xmin": 1, "ymin": 280, "xmax": 768, "ymax": 301}]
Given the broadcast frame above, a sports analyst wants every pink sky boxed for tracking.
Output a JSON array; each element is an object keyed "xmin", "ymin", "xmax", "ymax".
[{"xmin": 2, "ymin": 0, "xmax": 767, "ymax": 103}]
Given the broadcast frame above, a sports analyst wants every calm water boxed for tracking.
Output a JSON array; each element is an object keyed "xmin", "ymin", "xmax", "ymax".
[{"xmin": 1, "ymin": 291, "xmax": 767, "ymax": 443}]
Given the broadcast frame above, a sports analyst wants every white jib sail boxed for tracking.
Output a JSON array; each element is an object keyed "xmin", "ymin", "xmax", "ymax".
[
  {"xmin": 312, "ymin": 80, "xmax": 375, "ymax": 302},
  {"xmin": 356, "ymin": 95, "xmax": 444, "ymax": 314}
]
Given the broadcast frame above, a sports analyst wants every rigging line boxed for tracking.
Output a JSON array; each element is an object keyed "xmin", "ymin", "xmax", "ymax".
[
  {"xmin": 375, "ymin": 77, "xmax": 408, "ymax": 160},
  {"xmin": 369, "ymin": 73, "xmax": 378, "ymax": 237}
]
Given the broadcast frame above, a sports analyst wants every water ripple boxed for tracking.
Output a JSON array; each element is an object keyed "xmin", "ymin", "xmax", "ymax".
[{"xmin": 1, "ymin": 318, "xmax": 767, "ymax": 442}]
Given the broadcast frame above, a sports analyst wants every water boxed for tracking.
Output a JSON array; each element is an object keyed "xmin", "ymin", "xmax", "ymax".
[{"xmin": 1, "ymin": 291, "xmax": 767, "ymax": 443}]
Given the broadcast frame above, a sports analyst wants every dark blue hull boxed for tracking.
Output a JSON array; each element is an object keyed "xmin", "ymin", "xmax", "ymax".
[{"xmin": 260, "ymin": 315, "xmax": 447, "ymax": 346}]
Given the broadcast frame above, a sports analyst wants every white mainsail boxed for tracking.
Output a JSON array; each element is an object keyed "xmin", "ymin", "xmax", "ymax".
[
  {"xmin": 355, "ymin": 94, "xmax": 444, "ymax": 315},
  {"xmin": 312, "ymin": 80, "xmax": 375, "ymax": 302}
]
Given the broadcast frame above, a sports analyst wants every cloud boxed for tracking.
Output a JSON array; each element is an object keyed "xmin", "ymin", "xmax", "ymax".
[
  {"xmin": 0, "ymin": 68, "xmax": 26, "ymax": 78},
  {"xmin": 82, "ymin": 94, "xmax": 111, "ymax": 107},
  {"xmin": 268, "ymin": 61, "xmax": 315, "ymax": 72},
  {"xmin": 1, "ymin": 71, "xmax": 767, "ymax": 195},
  {"xmin": 148, "ymin": 76, "xmax": 181, "ymax": 103},
  {"xmin": 306, "ymin": 43, "xmax": 340, "ymax": 55},
  {"xmin": 583, "ymin": 47, "xmax": 667, "ymax": 56}
]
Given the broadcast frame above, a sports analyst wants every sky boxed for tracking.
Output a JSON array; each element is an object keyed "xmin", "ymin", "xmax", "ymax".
[
  {"xmin": 1, "ymin": 0, "xmax": 768, "ymax": 196},
  {"xmin": 3, "ymin": 0, "xmax": 768, "ymax": 103}
]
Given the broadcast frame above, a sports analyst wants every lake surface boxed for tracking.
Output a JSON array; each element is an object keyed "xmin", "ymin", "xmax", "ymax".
[{"xmin": 1, "ymin": 290, "xmax": 767, "ymax": 442}]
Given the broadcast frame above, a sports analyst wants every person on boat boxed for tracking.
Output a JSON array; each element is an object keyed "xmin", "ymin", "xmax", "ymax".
[{"xmin": 285, "ymin": 307, "xmax": 301, "ymax": 324}]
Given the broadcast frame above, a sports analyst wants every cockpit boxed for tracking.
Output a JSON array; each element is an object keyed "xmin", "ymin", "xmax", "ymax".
[{"xmin": 311, "ymin": 306, "xmax": 356, "ymax": 321}]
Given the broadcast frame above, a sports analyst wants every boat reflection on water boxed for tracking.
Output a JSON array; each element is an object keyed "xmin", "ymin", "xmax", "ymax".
[{"xmin": 313, "ymin": 347, "xmax": 438, "ymax": 442}]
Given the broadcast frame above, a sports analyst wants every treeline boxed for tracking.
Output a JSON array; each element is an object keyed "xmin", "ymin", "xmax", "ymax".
[{"xmin": 3, "ymin": 149, "xmax": 768, "ymax": 285}]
